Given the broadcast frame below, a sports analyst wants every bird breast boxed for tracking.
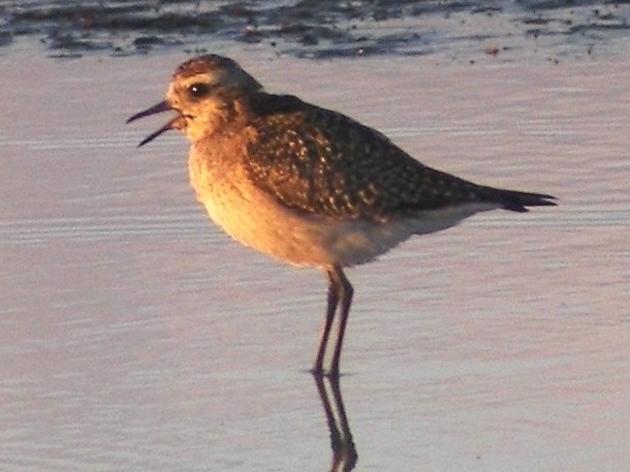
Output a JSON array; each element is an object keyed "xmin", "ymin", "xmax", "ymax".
[{"xmin": 186, "ymin": 136, "xmax": 424, "ymax": 268}]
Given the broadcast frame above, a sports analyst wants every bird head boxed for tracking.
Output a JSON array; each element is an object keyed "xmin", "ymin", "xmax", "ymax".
[{"xmin": 127, "ymin": 54, "xmax": 262, "ymax": 146}]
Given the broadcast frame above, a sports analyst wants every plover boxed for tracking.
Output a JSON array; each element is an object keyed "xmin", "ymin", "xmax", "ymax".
[{"xmin": 127, "ymin": 55, "xmax": 556, "ymax": 376}]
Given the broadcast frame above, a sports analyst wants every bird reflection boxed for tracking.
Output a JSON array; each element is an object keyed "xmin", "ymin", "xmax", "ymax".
[{"xmin": 313, "ymin": 374, "xmax": 358, "ymax": 471}]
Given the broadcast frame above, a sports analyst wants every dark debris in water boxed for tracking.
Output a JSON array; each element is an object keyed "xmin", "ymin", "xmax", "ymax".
[{"xmin": 1, "ymin": 0, "xmax": 630, "ymax": 60}]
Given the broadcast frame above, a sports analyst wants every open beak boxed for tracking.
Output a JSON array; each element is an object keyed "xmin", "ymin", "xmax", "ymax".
[{"xmin": 127, "ymin": 100, "xmax": 180, "ymax": 147}]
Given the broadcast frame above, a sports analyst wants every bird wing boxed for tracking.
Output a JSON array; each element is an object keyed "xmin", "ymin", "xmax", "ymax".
[{"xmin": 244, "ymin": 95, "xmax": 494, "ymax": 222}]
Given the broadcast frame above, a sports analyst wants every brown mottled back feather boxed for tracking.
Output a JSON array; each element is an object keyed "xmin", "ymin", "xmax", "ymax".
[{"xmin": 244, "ymin": 93, "xmax": 553, "ymax": 222}]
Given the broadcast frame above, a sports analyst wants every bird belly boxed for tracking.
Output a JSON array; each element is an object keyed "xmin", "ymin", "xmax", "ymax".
[{"xmin": 189, "ymin": 155, "xmax": 496, "ymax": 268}]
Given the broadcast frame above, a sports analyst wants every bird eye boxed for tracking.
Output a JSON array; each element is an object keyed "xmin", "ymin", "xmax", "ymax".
[{"xmin": 188, "ymin": 83, "xmax": 210, "ymax": 98}]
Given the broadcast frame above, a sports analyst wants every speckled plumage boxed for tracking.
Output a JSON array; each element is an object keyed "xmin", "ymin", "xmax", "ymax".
[
  {"xmin": 128, "ymin": 54, "xmax": 556, "ymax": 375},
  {"xmin": 244, "ymin": 93, "xmax": 532, "ymax": 222}
]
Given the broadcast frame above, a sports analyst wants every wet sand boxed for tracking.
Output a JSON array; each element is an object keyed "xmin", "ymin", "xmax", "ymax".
[
  {"xmin": 2, "ymin": 1, "xmax": 630, "ymax": 61},
  {"xmin": 1, "ymin": 24, "xmax": 630, "ymax": 472}
]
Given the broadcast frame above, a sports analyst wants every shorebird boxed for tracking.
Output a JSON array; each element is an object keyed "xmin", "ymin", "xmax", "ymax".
[{"xmin": 127, "ymin": 55, "xmax": 556, "ymax": 376}]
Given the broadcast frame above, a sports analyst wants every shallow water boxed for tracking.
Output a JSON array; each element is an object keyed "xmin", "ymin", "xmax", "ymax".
[
  {"xmin": 3, "ymin": 0, "xmax": 630, "ymax": 61},
  {"xmin": 1, "ymin": 42, "xmax": 630, "ymax": 470}
]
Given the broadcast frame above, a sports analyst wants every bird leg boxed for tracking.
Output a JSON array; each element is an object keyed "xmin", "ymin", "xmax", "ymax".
[
  {"xmin": 312, "ymin": 268, "xmax": 340, "ymax": 375},
  {"xmin": 329, "ymin": 266, "xmax": 353, "ymax": 377}
]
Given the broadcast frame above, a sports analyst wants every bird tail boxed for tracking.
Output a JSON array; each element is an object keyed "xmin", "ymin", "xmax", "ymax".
[{"xmin": 483, "ymin": 187, "xmax": 557, "ymax": 213}]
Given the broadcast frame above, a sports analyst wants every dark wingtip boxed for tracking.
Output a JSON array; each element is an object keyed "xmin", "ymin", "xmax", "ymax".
[{"xmin": 499, "ymin": 190, "xmax": 558, "ymax": 212}]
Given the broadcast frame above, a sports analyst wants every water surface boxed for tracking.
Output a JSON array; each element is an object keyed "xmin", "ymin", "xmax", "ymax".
[{"xmin": 1, "ymin": 45, "xmax": 629, "ymax": 471}]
